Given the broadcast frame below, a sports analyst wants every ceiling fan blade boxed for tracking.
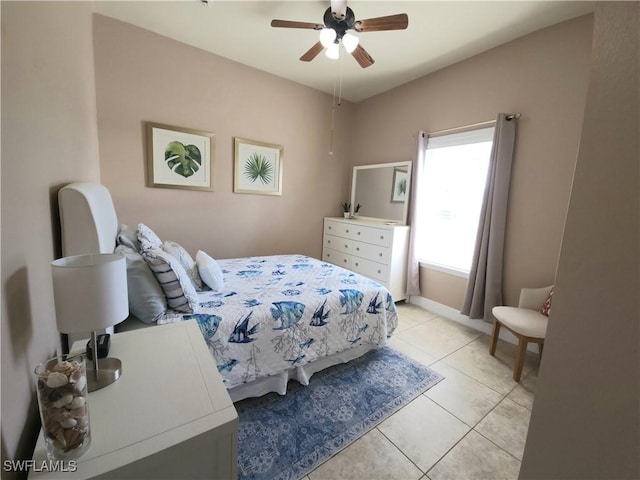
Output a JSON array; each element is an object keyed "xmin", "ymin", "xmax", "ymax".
[
  {"xmin": 351, "ymin": 43, "xmax": 375, "ymax": 68},
  {"xmin": 354, "ymin": 13, "xmax": 408, "ymax": 32},
  {"xmin": 300, "ymin": 41, "xmax": 324, "ymax": 62},
  {"xmin": 271, "ymin": 19, "xmax": 324, "ymax": 30}
]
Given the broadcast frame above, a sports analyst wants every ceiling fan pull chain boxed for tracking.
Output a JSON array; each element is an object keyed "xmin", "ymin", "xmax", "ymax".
[
  {"xmin": 338, "ymin": 48, "xmax": 344, "ymax": 106},
  {"xmin": 329, "ymin": 76, "xmax": 338, "ymax": 155}
]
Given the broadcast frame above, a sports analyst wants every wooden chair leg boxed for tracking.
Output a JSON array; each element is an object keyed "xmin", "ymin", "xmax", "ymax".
[
  {"xmin": 514, "ymin": 337, "xmax": 528, "ymax": 382},
  {"xmin": 490, "ymin": 320, "xmax": 501, "ymax": 356},
  {"xmin": 538, "ymin": 342, "xmax": 544, "ymax": 359}
]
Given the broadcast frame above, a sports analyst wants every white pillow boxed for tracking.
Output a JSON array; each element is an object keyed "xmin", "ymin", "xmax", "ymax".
[
  {"xmin": 137, "ymin": 223, "xmax": 162, "ymax": 251},
  {"xmin": 196, "ymin": 250, "xmax": 224, "ymax": 291},
  {"xmin": 142, "ymin": 248, "xmax": 199, "ymax": 313},
  {"xmin": 162, "ymin": 240, "xmax": 203, "ymax": 290}
]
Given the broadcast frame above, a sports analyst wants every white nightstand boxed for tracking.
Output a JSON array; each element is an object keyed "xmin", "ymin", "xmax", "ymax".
[{"xmin": 30, "ymin": 320, "xmax": 238, "ymax": 479}]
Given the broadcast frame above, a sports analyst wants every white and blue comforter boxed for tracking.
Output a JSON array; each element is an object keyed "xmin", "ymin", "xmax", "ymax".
[{"xmin": 160, "ymin": 255, "xmax": 398, "ymax": 389}]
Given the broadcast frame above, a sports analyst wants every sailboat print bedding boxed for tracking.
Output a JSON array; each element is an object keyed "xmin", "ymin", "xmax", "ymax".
[{"xmin": 159, "ymin": 254, "xmax": 399, "ymax": 390}]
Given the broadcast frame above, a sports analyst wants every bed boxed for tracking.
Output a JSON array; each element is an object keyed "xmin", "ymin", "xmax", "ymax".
[{"xmin": 58, "ymin": 182, "xmax": 399, "ymax": 402}]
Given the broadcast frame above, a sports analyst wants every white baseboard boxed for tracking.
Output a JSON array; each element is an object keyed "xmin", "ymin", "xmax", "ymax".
[{"xmin": 407, "ymin": 295, "xmax": 538, "ymax": 352}]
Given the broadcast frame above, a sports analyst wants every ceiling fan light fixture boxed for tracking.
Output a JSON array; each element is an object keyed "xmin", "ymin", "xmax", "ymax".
[
  {"xmin": 342, "ymin": 32, "xmax": 359, "ymax": 54},
  {"xmin": 325, "ymin": 43, "xmax": 340, "ymax": 60},
  {"xmin": 319, "ymin": 28, "xmax": 337, "ymax": 48}
]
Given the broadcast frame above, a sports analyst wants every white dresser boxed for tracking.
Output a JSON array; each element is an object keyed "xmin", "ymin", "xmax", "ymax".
[{"xmin": 322, "ymin": 217, "xmax": 410, "ymax": 301}]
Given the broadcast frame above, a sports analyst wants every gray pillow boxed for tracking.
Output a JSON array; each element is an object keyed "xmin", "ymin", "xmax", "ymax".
[
  {"xmin": 117, "ymin": 224, "xmax": 141, "ymax": 252},
  {"xmin": 115, "ymin": 244, "xmax": 167, "ymax": 323}
]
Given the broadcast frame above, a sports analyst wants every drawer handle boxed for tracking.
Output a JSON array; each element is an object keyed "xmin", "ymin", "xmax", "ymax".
[
  {"xmin": 356, "ymin": 247, "xmax": 360, "ymax": 251},
  {"xmin": 346, "ymin": 229, "xmax": 349, "ymax": 233},
  {"xmin": 327, "ymin": 253, "xmax": 331, "ymax": 257},
  {"xmin": 379, "ymin": 253, "xmax": 383, "ymax": 257},
  {"xmin": 357, "ymin": 231, "xmax": 361, "ymax": 235},
  {"xmin": 329, "ymin": 226, "xmax": 332, "ymax": 229},
  {"xmin": 355, "ymin": 262, "xmax": 359, "ymax": 267},
  {"xmin": 344, "ymin": 259, "xmax": 348, "ymax": 263},
  {"xmin": 345, "ymin": 244, "xmax": 348, "ymax": 248},
  {"xmin": 328, "ymin": 239, "xmax": 331, "ymax": 244},
  {"xmin": 377, "ymin": 269, "xmax": 382, "ymax": 274},
  {"xmin": 380, "ymin": 235, "xmax": 384, "ymax": 240}
]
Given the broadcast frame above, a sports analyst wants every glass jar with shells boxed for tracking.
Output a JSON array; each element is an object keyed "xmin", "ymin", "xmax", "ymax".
[{"xmin": 34, "ymin": 354, "xmax": 91, "ymax": 461}]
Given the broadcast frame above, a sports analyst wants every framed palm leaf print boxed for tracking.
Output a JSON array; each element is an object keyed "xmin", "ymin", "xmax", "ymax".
[{"xmin": 234, "ymin": 137, "xmax": 283, "ymax": 195}]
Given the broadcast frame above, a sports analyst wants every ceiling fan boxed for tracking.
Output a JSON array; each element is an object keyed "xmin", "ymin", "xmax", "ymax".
[{"xmin": 270, "ymin": 0, "xmax": 408, "ymax": 68}]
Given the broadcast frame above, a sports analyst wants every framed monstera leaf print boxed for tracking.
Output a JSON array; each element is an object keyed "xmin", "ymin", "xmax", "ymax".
[
  {"xmin": 233, "ymin": 137, "xmax": 283, "ymax": 195},
  {"xmin": 146, "ymin": 122, "xmax": 214, "ymax": 191}
]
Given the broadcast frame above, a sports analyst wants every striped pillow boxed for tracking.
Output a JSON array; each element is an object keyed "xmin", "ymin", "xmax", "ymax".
[
  {"xmin": 137, "ymin": 223, "xmax": 163, "ymax": 251},
  {"xmin": 162, "ymin": 240, "xmax": 203, "ymax": 291},
  {"xmin": 142, "ymin": 248, "xmax": 199, "ymax": 313}
]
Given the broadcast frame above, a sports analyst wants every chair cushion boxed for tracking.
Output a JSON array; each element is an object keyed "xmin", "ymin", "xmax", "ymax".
[{"xmin": 492, "ymin": 306, "xmax": 548, "ymax": 339}]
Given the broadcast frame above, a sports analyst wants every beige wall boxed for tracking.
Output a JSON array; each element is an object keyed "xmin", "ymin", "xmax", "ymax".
[
  {"xmin": 520, "ymin": 2, "xmax": 639, "ymax": 477},
  {"xmin": 353, "ymin": 15, "xmax": 593, "ymax": 309},
  {"xmin": 1, "ymin": 1, "xmax": 100, "ymax": 474},
  {"xmin": 93, "ymin": 14, "xmax": 354, "ymax": 261},
  {"xmin": 421, "ymin": 269, "xmax": 469, "ymax": 311}
]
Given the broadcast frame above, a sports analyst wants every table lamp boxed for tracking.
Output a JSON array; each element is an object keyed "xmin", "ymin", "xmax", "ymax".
[{"xmin": 51, "ymin": 253, "xmax": 128, "ymax": 391}]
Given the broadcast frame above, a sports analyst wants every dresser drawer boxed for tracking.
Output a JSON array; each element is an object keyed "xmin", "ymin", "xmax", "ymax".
[
  {"xmin": 351, "ymin": 257, "xmax": 389, "ymax": 282},
  {"xmin": 322, "ymin": 248, "xmax": 351, "ymax": 269},
  {"xmin": 324, "ymin": 248, "xmax": 389, "ymax": 283},
  {"xmin": 324, "ymin": 235, "xmax": 391, "ymax": 264},
  {"xmin": 324, "ymin": 220, "xmax": 391, "ymax": 247}
]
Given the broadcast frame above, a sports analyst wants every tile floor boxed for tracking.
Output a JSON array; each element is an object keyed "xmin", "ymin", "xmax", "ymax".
[{"xmin": 304, "ymin": 302, "xmax": 540, "ymax": 480}]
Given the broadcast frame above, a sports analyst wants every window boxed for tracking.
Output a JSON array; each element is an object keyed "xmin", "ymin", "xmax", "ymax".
[{"xmin": 418, "ymin": 127, "xmax": 494, "ymax": 276}]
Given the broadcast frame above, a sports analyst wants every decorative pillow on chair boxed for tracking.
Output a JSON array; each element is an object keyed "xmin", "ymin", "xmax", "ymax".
[
  {"xmin": 196, "ymin": 250, "xmax": 224, "ymax": 291},
  {"xmin": 540, "ymin": 287, "xmax": 554, "ymax": 316},
  {"xmin": 115, "ymin": 245, "xmax": 166, "ymax": 323},
  {"xmin": 142, "ymin": 248, "xmax": 199, "ymax": 313},
  {"xmin": 137, "ymin": 223, "xmax": 163, "ymax": 251},
  {"xmin": 162, "ymin": 240, "xmax": 203, "ymax": 290}
]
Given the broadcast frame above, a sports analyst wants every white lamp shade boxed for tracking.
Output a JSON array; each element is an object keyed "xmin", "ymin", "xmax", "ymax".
[
  {"xmin": 319, "ymin": 28, "xmax": 337, "ymax": 48},
  {"xmin": 52, "ymin": 253, "xmax": 129, "ymax": 333},
  {"xmin": 342, "ymin": 32, "xmax": 359, "ymax": 54},
  {"xmin": 325, "ymin": 43, "xmax": 340, "ymax": 60}
]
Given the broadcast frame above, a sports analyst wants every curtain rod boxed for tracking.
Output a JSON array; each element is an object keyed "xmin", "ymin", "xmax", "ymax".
[{"xmin": 425, "ymin": 113, "xmax": 521, "ymax": 138}]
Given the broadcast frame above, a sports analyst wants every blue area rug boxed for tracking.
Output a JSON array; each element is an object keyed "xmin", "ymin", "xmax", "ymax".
[{"xmin": 235, "ymin": 346, "xmax": 444, "ymax": 480}]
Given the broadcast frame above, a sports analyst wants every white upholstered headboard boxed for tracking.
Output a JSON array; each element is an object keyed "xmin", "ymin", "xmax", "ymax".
[{"xmin": 58, "ymin": 182, "xmax": 118, "ymax": 257}]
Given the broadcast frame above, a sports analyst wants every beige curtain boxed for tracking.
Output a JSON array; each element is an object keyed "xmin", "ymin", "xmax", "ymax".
[
  {"xmin": 461, "ymin": 113, "xmax": 517, "ymax": 320},
  {"xmin": 405, "ymin": 132, "xmax": 427, "ymax": 297}
]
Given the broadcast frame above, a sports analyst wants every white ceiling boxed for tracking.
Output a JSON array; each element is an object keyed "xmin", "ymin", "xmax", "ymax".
[{"xmin": 93, "ymin": 1, "xmax": 594, "ymax": 103}]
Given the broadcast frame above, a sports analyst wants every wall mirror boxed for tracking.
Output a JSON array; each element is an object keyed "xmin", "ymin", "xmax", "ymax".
[{"xmin": 351, "ymin": 161, "xmax": 412, "ymax": 224}]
